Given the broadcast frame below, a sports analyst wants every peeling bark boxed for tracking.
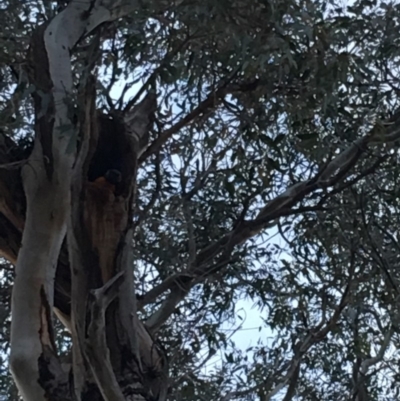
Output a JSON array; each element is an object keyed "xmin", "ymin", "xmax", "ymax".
[
  {"xmin": 68, "ymin": 84, "xmax": 161, "ymax": 400},
  {"xmin": 7, "ymin": 2, "xmax": 168, "ymax": 401}
]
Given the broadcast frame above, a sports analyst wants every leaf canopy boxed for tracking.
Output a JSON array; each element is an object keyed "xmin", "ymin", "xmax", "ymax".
[{"xmin": 2, "ymin": 0, "xmax": 400, "ymax": 400}]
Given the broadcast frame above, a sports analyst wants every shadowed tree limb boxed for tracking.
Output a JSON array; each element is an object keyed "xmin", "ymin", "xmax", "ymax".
[{"xmin": 143, "ymin": 117, "xmax": 400, "ymax": 332}]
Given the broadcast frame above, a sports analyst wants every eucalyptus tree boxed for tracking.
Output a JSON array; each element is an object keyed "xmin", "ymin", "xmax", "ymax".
[{"xmin": 1, "ymin": 0, "xmax": 400, "ymax": 400}]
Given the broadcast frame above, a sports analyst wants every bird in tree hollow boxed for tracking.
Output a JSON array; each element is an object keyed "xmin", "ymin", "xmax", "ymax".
[{"xmin": 93, "ymin": 169, "xmax": 122, "ymax": 194}]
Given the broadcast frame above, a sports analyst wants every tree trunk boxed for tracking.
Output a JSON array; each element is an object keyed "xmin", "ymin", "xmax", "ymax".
[{"xmin": 6, "ymin": 2, "xmax": 169, "ymax": 401}]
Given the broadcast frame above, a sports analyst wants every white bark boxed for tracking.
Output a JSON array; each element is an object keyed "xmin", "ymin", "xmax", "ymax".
[
  {"xmin": 10, "ymin": 141, "xmax": 71, "ymax": 401},
  {"xmin": 10, "ymin": 1, "xmax": 144, "ymax": 400}
]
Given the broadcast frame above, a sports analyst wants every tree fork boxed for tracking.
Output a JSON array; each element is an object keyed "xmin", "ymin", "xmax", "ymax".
[{"xmin": 7, "ymin": 1, "xmax": 167, "ymax": 400}]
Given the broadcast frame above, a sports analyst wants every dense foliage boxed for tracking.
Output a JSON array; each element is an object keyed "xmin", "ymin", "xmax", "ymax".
[{"xmin": 2, "ymin": 0, "xmax": 400, "ymax": 400}]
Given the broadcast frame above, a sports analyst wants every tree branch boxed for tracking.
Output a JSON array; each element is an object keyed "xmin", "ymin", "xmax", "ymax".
[
  {"xmin": 263, "ymin": 280, "xmax": 351, "ymax": 401},
  {"xmin": 144, "ymin": 116, "xmax": 400, "ymax": 331},
  {"xmin": 139, "ymin": 75, "xmax": 259, "ymax": 162},
  {"xmin": 85, "ymin": 273, "xmax": 126, "ymax": 401}
]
